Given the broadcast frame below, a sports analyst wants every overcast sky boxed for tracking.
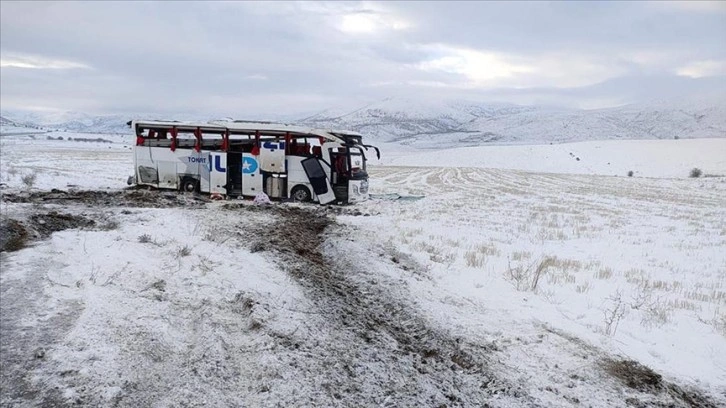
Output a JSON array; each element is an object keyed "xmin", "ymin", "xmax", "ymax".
[{"xmin": 1, "ymin": 1, "xmax": 725, "ymax": 117}]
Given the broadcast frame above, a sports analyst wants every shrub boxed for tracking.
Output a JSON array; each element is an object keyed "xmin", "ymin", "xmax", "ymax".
[
  {"xmin": 176, "ymin": 245, "xmax": 192, "ymax": 257},
  {"xmin": 689, "ymin": 168, "xmax": 702, "ymax": 178},
  {"xmin": 627, "ymin": 171, "xmax": 633, "ymax": 177},
  {"xmin": 21, "ymin": 173, "xmax": 37, "ymax": 188},
  {"xmin": 98, "ymin": 220, "xmax": 120, "ymax": 231}
]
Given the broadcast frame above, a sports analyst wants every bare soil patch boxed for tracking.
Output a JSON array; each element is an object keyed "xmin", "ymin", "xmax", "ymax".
[
  {"xmin": 2, "ymin": 188, "xmax": 210, "ymax": 208},
  {"xmin": 1, "ymin": 212, "xmax": 97, "ymax": 253},
  {"xmin": 0, "ymin": 219, "xmax": 29, "ymax": 252},
  {"xmin": 236, "ymin": 203, "xmax": 521, "ymax": 406},
  {"xmin": 603, "ymin": 358, "xmax": 717, "ymax": 408}
]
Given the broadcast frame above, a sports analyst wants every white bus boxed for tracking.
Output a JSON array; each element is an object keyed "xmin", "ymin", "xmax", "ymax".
[{"xmin": 127, "ymin": 120, "xmax": 380, "ymax": 205}]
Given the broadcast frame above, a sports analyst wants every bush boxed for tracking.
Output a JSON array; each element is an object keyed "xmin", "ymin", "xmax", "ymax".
[
  {"xmin": 176, "ymin": 245, "xmax": 192, "ymax": 257},
  {"xmin": 627, "ymin": 171, "xmax": 633, "ymax": 177},
  {"xmin": 689, "ymin": 168, "xmax": 702, "ymax": 178},
  {"xmin": 21, "ymin": 173, "xmax": 37, "ymax": 188},
  {"xmin": 98, "ymin": 220, "xmax": 119, "ymax": 231}
]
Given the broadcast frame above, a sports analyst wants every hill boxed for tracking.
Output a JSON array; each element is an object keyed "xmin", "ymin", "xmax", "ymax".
[{"xmin": 2, "ymin": 96, "xmax": 724, "ymax": 146}]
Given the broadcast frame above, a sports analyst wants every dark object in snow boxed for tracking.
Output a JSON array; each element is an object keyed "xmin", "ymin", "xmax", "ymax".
[
  {"xmin": 603, "ymin": 359, "xmax": 661, "ymax": 391},
  {"xmin": 29, "ymin": 212, "xmax": 95, "ymax": 237},
  {"xmin": 370, "ymin": 193, "xmax": 425, "ymax": 202},
  {"xmin": 0, "ymin": 219, "xmax": 29, "ymax": 252}
]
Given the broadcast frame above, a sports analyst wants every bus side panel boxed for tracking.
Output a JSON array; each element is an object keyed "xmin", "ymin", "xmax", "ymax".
[
  {"xmin": 134, "ymin": 146, "xmax": 158, "ymax": 186},
  {"xmin": 159, "ymin": 160, "xmax": 178, "ymax": 189},
  {"xmin": 287, "ymin": 155, "xmax": 317, "ymax": 201},
  {"xmin": 147, "ymin": 148, "xmax": 179, "ymax": 189},
  {"xmin": 208, "ymin": 152, "xmax": 227, "ymax": 194},
  {"xmin": 174, "ymin": 150, "xmax": 207, "ymax": 190},
  {"xmin": 196, "ymin": 151, "xmax": 212, "ymax": 193}
]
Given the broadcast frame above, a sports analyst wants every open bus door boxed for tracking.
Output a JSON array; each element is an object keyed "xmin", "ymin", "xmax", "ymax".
[{"xmin": 301, "ymin": 157, "xmax": 336, "ymax": 204}]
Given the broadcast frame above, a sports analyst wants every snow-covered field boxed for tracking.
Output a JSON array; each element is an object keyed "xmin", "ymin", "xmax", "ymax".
[
  {"xmin": 379, "ymin": 138, "xmax": 726, "ymax": 179},
  {"xmin": 1, "ymin": 133, "xmax": 725, "ymax": 407}
]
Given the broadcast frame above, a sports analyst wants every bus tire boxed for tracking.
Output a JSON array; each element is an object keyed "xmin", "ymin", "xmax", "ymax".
[
  {"xmin": 290, "ymin": 185, "xmax": 311, "ymax": 202},
  {"xmin": 180, "ymin": 177, "xmax": 199, "ymax": 193}
]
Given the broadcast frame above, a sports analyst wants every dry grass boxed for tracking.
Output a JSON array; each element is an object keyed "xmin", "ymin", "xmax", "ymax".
[
  {"xmin": 21, "ymin": 172, "xmax": 37, "ymax": 188},
  {"xmin": 464, "ymin": 250, "xmax": 485, "ymax": 268},
  {"xmin": 576, "ymin": 282, "xmax": 592, "ymax": 293},
  {"xmin": 595, "ymin": 267, "xmax": 613, "ymax": 280},
  {"xmin": 511, "ymin": 251, "xmax": 531, "ymax": 261},
  {"xmin": 505, "ymin": 256, "xmax": 557, "ymax": 292},
  {"xmin": 176, "ymin": 245, "xmax": 192, "ymax": 257}
]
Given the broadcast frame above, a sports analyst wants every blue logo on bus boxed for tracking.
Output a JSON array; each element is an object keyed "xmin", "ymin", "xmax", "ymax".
[
  {"xmin": 262, "ymin": 141, "xmax": 286, "ymax": 151},
  {"xmin": 208, "ymin": 155, "xmax": 227, "ymax": 173},
  {"xmin": 242, "ymin": 156, "xmax": 258, "ymax": 174}
]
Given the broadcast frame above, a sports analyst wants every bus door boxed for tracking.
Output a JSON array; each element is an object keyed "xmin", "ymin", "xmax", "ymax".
[
  {"xmin": 226, "ymin": 152, "xmax": 243, "ymax": 195},
  {"xmin": 301, "ymin": 157, "xmax": 336, "ymax": 204}
]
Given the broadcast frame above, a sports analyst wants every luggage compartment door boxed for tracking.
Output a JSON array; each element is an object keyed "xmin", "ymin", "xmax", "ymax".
[{"xmin": 242, "ymin": 153, "xmax": 262, "ymax": 196}]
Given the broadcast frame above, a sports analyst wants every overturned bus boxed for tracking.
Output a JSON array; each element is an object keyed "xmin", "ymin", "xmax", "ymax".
[{"xmin": 127, "ymin": 120, "xmax": 380, "ymax": 205}]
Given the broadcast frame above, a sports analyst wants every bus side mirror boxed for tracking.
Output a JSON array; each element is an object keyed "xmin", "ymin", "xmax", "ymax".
[{"xmin": 363, "ymin": 144, "xmax": 380, "ymax": 160}]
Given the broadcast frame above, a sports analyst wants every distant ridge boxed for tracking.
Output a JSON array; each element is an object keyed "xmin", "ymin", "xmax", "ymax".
[{"xmin": 2, "ymin": 96, "xmax": 724, "ymax": 147}]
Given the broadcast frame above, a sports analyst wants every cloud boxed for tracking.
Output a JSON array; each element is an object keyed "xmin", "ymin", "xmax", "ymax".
[
  {"xmin": 414, "ymin": 45, "xmax": 533, "ymax": 85},
  {"xmin": 649, "ymin": 1, "xmax": 726, "ymax": 13},
  {"xmin": 412, "ymin": 44, "xmax": 629, "ymax": 89},
  {"xmin": 338, "ymin": 9, "xmax": 411, "ymax": 34},
  {"xmin": 244, "ymin": 74, "xmax": 269, "ymax": 81},
  {"xmin": 676, "ymin": 60, "xmax": 726, "ymax": 78},
  {"xmin": 0, "ymin": 53, "xmax": 91, "ymax": 70},
  {"xmin": 0, "ymin": 1, "xmax": 724, "ymax": 115}
]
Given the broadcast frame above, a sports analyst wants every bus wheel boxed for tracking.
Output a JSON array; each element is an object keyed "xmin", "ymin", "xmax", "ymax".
[
  {"xmin": 181, "ymin": 177, "xmax": 199, "ymax": 193},
  {"xmin": 290, "ymin": 185, "xmax": 311, "ymax": 202}
]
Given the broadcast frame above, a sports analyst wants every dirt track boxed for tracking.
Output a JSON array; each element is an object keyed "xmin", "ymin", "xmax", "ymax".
[{"xmin": 242, "ymin": 205, "xmax": 521, "ymax": 406}]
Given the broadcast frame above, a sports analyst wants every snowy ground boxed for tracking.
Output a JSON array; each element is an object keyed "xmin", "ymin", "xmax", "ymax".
[
  {"xmin": 1, "ymin": 133, "xmax": 725, "ymax": 407},
  {"xmin": 377, "ymin": 138, "xmax": 726, "ymax": 179}
]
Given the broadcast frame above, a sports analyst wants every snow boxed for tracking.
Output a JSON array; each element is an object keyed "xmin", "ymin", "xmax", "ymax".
[
  {"xmin": 298, "ymin": 96, "xmax": 726, "ymax": 146},
  {"xmin": 2, "ymin": 133, "xmax": 725, "ymax": 406},
  {"xmin": 0, "ymin": 132, "xmax": 134, "ymax": 190},
  {"xmin": 379, "ymin": 138, "xmax": 726, "ymax": 178},
  {"xmin": 4, "ymin": 95, "xmax": 724, "ymax": 146}
]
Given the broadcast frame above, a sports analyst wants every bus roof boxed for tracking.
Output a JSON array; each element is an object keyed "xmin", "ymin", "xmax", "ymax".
[{"xmin": 131, "ymin": 119, "xmax": 348, "ymax": 143}]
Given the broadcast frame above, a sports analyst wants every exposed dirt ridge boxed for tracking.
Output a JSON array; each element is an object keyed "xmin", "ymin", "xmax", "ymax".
[
  {"xmin": 245, "ymin": 204, "xmax": 527, "ymax": 407},
  {"xmin": 1, "ymin": 188, "xmax": 210, "ymax": 208}
]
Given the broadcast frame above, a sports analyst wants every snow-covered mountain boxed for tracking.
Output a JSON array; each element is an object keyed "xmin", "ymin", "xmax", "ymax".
[
  {"xmin": 2, "ymin": 96, "xmax": 724, "ymax": 146},
  {"xmin": 0, "ymin": 111, "xmax": 130, "ymax": 134},
  {"xmin": 299, "ymin": 98, "xmax": 539, "ymax": 143},
  {"xmin": 0, "ymin": 115, "xmax": 48, "ymax": 135},
  {"xmin": 297, "ymin": 96, "xmax": 726, "ymax": 148}
]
